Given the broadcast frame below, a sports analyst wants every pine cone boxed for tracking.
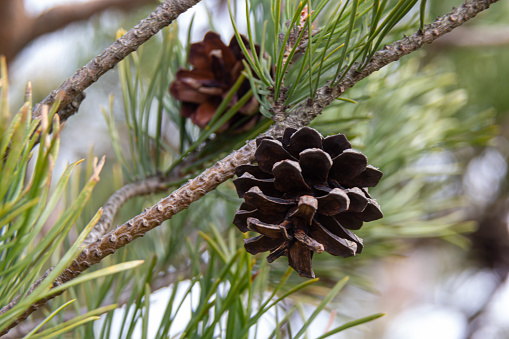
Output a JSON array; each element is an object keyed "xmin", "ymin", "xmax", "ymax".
[
  {"xmin": 233, "ymin": 127, "xmax": 383, "ymax": 278},
  {"xmin": 169, "ymin": 31, "xmax": 261, "ymax": 132}
]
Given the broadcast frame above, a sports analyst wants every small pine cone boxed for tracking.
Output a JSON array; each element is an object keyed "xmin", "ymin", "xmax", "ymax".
[
  {"xmin": 170, "ymin": 31, "xmax": 261, "ymax": 133},
  {"xmin": 233, "ymin": 127, "xmax": 383, "ymax": 278}
]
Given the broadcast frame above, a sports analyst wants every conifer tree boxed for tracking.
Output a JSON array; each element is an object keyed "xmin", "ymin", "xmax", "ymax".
[{"xmin": 0, "ymin": 0, "xmax": 503, "ymax": 337}]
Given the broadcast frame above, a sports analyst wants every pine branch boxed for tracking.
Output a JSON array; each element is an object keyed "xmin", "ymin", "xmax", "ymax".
[
  {"xmin": 57, "ymin": 92, "xmax": 87, "ymax": 123},
  {"xmin": 277, "ymin": 0, "xmax": 500, "ymax": 132},
  {"xmin": 0, "ymin": 0, "xmax": 499, "ymax": 336},
  {"xmin": 0, "ymin": 141, "xmax": 258, "ymax": 337},
  {"xmin": 31, "ymin": 0, "xmax": 202, "ymax": 121},
  {"xmin": 83, "ymin": 176, "xmax": 169, "ymax": 245},
  {"xmin": 83, "ymin": 151, "xmax": 199, "ymax": 245},
  {"xmin": 1, "ymin": 265, "xmax": 194, "ymax": 338},
  {"xmin": 0, "ymin": 0, "xmax": 159, "ymax": 62}
]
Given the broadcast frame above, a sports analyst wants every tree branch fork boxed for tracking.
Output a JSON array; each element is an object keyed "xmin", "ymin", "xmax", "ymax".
[{"xmin": 0, "ymin": 0, "xmax": 500, "ymax": 336}]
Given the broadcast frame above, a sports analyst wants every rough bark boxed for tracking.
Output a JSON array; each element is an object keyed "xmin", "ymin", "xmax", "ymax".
[
  {"xmin": 83, "ymin": 176, "xmax": 169, "ymax": 245},
  {"xmin": 31, "ymin": 0, "xmax": 202, "ymax": 121},
  {"xmin": 84, "ymin": 149, "xmax": 201, "ymax": 244},
  {"xmin": 276, "ymin": 0, "xmax": 500, "ymax": 134}
]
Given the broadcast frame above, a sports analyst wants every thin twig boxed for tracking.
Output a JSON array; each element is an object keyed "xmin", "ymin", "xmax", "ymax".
[
  {"xmin": 84, "ymin": 146, "xmax": 202, "ymax": 244},
  {"xmin": 0, "ymin": 0, "xmax": 499, "ymax": 336},
  {"xmin": 83, "ymin": 176, "xmax": 169, "ymax": 245},
  {"xmin": 31, "ymin": 0, "xmax": 202, "ymax": 121},
  {"xmin": 0, "ymin": 0, "xmax": 159, "ymax": 62}
]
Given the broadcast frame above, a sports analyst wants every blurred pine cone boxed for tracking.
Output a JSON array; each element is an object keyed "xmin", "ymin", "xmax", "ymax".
[
  {"xmin": 233, "ymin": 127, "xmax": 383, "ymax": 278},
  {"xmin": 170, "ymin": 31, "xmax": 261, "ymax": 132}
]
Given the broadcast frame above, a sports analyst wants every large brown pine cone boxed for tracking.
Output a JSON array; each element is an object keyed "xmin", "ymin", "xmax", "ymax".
[
  {"xmin": 169, "ymin": 31, "xmax": 261, "ymax": 132},
  {"xmin": 233, "ymin": 127, "xmax": 383, "ymax": 278}
]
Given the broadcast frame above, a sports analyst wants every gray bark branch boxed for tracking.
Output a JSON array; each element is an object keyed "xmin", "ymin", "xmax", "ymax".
[
  {"xmin": 277, "ymin": 0, "xmax": 500, "ymax": 132},
  {"xmin": 32, "ymin": 0, "xmax": 202, "ymax": 121},
  {"xmin": 83, "ymin": 176, "xmax": 169, "ymax": 245},
  {"xmin": 84, "ymin": 149, "xmax": 201, "ymax": 244}
]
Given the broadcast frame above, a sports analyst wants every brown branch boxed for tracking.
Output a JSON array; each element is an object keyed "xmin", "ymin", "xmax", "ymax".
[
  {"xmin": 83, "ymin": 176, "xmax": 169, "ymax": 245},
  {"xmin": 277, "ymin": 0, "xmax": 500, "ymax": 132},
  {"xmin": 55, "ymin": 92, "xmax": 87, "ymax": 124},
  {"xmin": 31, "ymin": 0, "xmax": 158, "ymax": 40},
  {"xmin": 32, "ymin": 0, "xmax": 202, "ymax": 122},
  {"xmin": 72, "ymin": 141, "xmax": 256, "ymax": 275},
  {"xmin": 0, "ymin": 0, "xmax": 158, "ymax": 62},
  {"xmin": 0, "ymin": 141, "xmax": 256, "ymax": 336},
  {"xmin": 0, "ymin": 1, "xmax": 29, "ymax": 62},
  {"xmin": 0, "ymin": 0, "xmax": 499, "ymax": 336},
  {"xmin": 84, "ymin": 148, "xmax": 202, "ymax": 245}
]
